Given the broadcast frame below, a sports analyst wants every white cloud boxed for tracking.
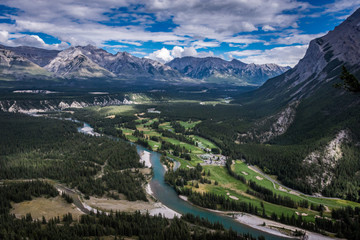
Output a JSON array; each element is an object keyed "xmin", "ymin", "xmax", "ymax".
[
  {"xmin": 0, "ymin": 30, "xmax": 69, "ymax": 50},
  {"xmin": 171, "ymin": 46, "xmax": 187, "ymax": 58},
  {"xmin": 0, "ymin": 0, "xmax": 312, "ymax": 49},
  {"xmin": 228, "ymin": 45, "xmax": 308, "ymax": 67},
  {"xmin": 0, "ymin": 0, "xmax": 350, "ymax": 66},
  {"xmin": 146, "ymin": 48, "xmax": 173, "ymax": 63},
  {"xmin": 275, "ymin": 32, "xmax": 326, "ymax": 45},
  {"xmin": 324, "ymin": 0, "xmax": 360, "ymax": 15},
  {"xmin": 191, "ymin": 40, "xmax": 220, "ymax": 49},
  {"xmin": 146, "ymin": 46, "xmax": 214, "ymax": 63},
  {"xmin": 130, "ymin": 51, "xmax": 147, "ymax": 56},
  {"xmin": 262, "ymin": 25, "xmax": 276, "ymax": 32},
  {"xmin": 222, "ymin": 36, "xmax": 263, "ymax": 45},
  {"xmin": 0, "ymin": 31, "xmax": 9, "ymax": 43},
  {"xmin": 0, "ymin": 0, "xmax": 187, "ymax": 48},
  {"xmin": 146, "ymin": 0, "xmax": 309, "ymax": 39},
  {"xmin": 228, "ymin": 50, "xmax": 263, "ymax": 57},
  {"xmin": 117, "ymin": 40, "xmax": 143, "ymax": 46}
]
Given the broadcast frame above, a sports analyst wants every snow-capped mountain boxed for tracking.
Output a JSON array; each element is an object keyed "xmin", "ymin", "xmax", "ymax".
[{"xmin": 167, "ymin": 56, "xmax": 290, "ymax": 86}]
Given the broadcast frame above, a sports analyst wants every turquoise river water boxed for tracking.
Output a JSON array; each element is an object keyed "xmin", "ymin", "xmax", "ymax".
[{"xmin": 79, "ymin": 122, "xmax": 290, "ymax": 240}]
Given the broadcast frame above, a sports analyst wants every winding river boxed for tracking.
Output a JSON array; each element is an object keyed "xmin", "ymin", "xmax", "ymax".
[{"xmin": 78, "ymin": 122, "xmax": 290, "ymax": 240}]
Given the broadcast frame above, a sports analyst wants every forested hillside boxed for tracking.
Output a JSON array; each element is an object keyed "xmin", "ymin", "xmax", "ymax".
[
  {"xmin": 189, "ymin": 10, "xmax": 360, "ymax": 199},
  {"xmin": 0, "ymin": 112, "xmax": 147, "ymax": 199}
]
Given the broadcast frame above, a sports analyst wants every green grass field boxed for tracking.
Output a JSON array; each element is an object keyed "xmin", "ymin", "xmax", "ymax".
[
  {"xmin": 191, "ymin": 135, "xmax": 218, "ymax": 149},
  {"xmin": 159, "ymin": 122, "xmax": 174, "ymax": 131},
  {"xmin": 178, "ymin": 120, "xmax": 201, "ymax": 129},
  {"xmin": 114, "ymin": 110, "xmax": 360, "ymax": 222},
  {"xmin": 196, "ymin": 165, "xmax": 324, "ymax": 221},
  {"xmin": 86, "ymin": 105, "xmax": 137, "ymax": 117},
  {"xmin": 231, "ymin": 160, "xmax": 360, "ymax": 210}
]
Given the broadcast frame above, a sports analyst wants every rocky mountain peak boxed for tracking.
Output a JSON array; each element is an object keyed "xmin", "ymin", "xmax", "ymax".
[
  {"xmin": 44, "ymin": 46, "xmax": 114, "ymax": 78},
  {"xmin": 167, "ymin": 56, "xmax": 289, "ymax": 86},
  {"xmin": 0, "ymin": 44, "xmax": 60, "ymax": 67},
  {"xmin": 0, "ymin": 48, "xmax": 50, "ymax": 76},
  {"xmin": 271, "ymin": 8, "xmax": 360, "ymax": 99},
  {"xmin": 244, "ymin": 7, "xmax": 360, "ymax": 112},
  {"xmin": 116, "ymin": 51, "xmax": 131, "ymax": 57}
]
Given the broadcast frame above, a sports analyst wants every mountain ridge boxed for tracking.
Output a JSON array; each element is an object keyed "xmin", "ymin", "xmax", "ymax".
[
  {"xmin": 0, "ymin": 48, "xmax": 51, "ymax": 78},
  {"xmin": 44, "ymin": 47, "xmax": 116, "ymax": 78},
  {"xmin": 232, "ymin": 8, "xmax": 360, "ymax": 197},
  {"xmin": 167, "ymin": 56, "xmax": 290, "ymax": 86},
  {"xmin": 0, "ymin": 44, "xmax": 60, "ymax": 67},
  {"xmin": 0, "ymin": 44, "xmax": 289, "ymax": 87},
  {"xmin": 246, "ymin": 8, "xmax": 360, "ymax": 104}
]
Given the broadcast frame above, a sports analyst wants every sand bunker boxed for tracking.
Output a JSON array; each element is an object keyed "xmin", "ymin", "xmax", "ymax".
[
  {"xmin": 296, "ymin": 212, "xmax": 308, "ymax": 216},
  {"xmin": 229, "ymin": 195, "xmax": 239, "ymax": 200}
]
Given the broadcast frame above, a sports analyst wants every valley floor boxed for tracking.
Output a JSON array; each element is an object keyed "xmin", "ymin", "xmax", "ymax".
[{"xmin": 2, "ymin": 96, "xmax": 359, "ymax": 239}]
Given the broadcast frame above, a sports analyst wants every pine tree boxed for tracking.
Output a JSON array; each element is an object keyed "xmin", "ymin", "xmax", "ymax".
[{"xmin": 334, "ymin": 66, "xmax": 360, "ymax": 93}]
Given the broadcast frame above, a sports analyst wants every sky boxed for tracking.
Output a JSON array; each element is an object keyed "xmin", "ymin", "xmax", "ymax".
[{"xmin": 0, "ymin": 0, "xmax": 359, "ymax": 67}]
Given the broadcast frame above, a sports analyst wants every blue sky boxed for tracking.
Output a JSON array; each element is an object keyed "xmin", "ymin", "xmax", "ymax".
[{"xmin": 0, "ymin": 0, "xmax": 359, "ymax": 66}]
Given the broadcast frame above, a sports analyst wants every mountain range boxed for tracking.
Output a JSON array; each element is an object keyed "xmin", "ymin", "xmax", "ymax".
[
  {"xmin": 0, "ymin": 44, "xmax": 289, "ymax": 87},
  {"xmin": 0, "ymin": 6, "xmax": 359, "ymax": 201},
  {"xmin": 167, "ymin": 56, "xmax": 289, "ymax": 86}
]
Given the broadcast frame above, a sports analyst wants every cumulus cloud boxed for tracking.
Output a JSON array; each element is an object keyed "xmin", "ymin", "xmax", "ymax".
[
  {"xmin": 0, "ymin": 30, "xmax": 69, "ymax": 50},
  {"xmin": 146, "ymin": 46, "xmax": 214, "ymax": 63},
  {"xmin": 228, "ymin": 45, "xmax": 308, "ymax": 67},
  {"xmin": 0, "ymin": 0, "xmax": 312, "ymax": 49},
  {"xmin": 146, "ymin": 48, "xmax": 174, "ymax": 63},
  {"xmin": 262, "ymin": 25, "xmax": 276, "ymax": 32},
  {"xmin": 0, "ymin": 31, "xmax": 9, "ymax": 43},
  {"xmin": 145, "ymin": 0, "xmax": 309, "ymax": 39},
  {"xmin": 0, "ymin": 0, "xmax": 186, "ymax": 48}
]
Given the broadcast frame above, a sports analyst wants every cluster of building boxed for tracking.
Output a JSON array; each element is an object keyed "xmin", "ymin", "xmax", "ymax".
[{"xmin": 199, "ymin": 153, "xmax": 227, "ymax": 166}]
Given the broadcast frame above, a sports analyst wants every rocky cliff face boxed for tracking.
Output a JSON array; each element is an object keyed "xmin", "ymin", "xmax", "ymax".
[
  {"xmin": 0, "ymin": 48, "xmax": 50, "ymax": 76},
  {"xmin": 256, "ymin": 8, "xmax": 360, "ymax": 101},
  {"xmin": 0, "ymin": 45, "xmax": 59, "ymax": 67},
  {"xmin": 167, "ymin": 56, "xmax": 290, "ymax": 86},
  {"xmin": 44, "ymin": 47, "xmax": 115, "ymax": 78},
  {"xmin": 236, "ymin": 8, "xmax": 360, "ymax": 197},
  {"xmin": 237, "ymin": 101, "xmax": 299, "ymax": 143},
  {"xmin": 0, "ymin": 95, "xmax": 132, "ymax": 114},
  {"xmin": 71, "ymin": 45, "xmax": 180, "ymax": 79},
  {"xmin": 302, "ymin": 130, "xmax": 350, "ymax": 194}
]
